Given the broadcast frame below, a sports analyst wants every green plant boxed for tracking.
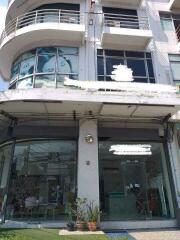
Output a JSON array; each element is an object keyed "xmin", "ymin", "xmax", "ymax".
[
  {"xmin": 65, "ymin": 202, "xmax": 74, "ymax": 223},
  {"xmin": 87, "ymin": 201, "xmax": 101, "ymax": 223},
  {"xmin": 73, "ymin": 197, "xmax": 87, "ymax": 222}
]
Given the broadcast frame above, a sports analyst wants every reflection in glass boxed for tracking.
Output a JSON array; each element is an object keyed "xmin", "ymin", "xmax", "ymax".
[
  {"xmin": 37, "ymin": 55, "xmax": 56, "ymax": 73},
  {"xmin": 17, "ymin": 77, "xmax": 33, "ymax": 89},
  {"xmin": 19, "ymin": 57, "xmax": 35, "ymax": 78},
  {"xmin": 58, "ymin": 55, "xmax": 78, "ymax": 74},
  {"xmin": 99, "ymin": 141, "xmax": 174, "ymax": 220},
  {"xmin": 10, "ymin": 47, "xmax": 79, "ymax": 89},
  {"xmin": 0, "ymin": 145, "xmax": 12, "ymax": 220},
  {"xmin": 35, "ymin": 75, "xmax": 55, "ymax": 88},
  {"xmin": 6, "ymin": 140, "xmax": 77, "ymax": 221}
]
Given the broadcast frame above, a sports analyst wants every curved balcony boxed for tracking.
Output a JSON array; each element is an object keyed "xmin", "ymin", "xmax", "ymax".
[
  {"xmin": 0, "ymin": 9, "xmax": 85, "ymax": 81},
  {"xmin": 101, "ymin": 13, "xmax": 152, "ymax": 50},
  {"xmin": 6, "ymin": 0, "xmax": 82, "ymax": 24}
]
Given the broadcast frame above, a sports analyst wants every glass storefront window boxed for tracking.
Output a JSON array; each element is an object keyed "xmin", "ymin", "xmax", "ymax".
[
  {"xmin": 0, "ymin": 145, "xmax": 12, "ymax": 221},
  {"xmin": 99, "ymin": 141, "xmax": 174, "ymax": 220},
  {"xmin": 6, "ymin": 140, "xmax": 77, "ymax": 221},
  {"xmin": 10, "ymin": 47, "xmax": 79, "ymax": 89}
]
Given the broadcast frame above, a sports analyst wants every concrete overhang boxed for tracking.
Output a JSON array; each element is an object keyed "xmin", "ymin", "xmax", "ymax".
[
  {"xmin": 0, "ymin": 23, "xmax": 85, "ymax": 81},
  {"xmin": 168, "ymin": 0, "xmax": 180, "ymax": 10},
  {"xmin": 0, "ymin": 86, "xmax": 179, "ymax": 124},
  {"xmin": 101, "ymin": 27, "xmax": 153, "ymax": 51},
  {"xmin": 101, "ymin": 0, "xmax": 143, "ymax": 8}
]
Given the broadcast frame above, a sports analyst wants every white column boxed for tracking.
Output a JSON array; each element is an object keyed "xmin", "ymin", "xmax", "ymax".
[{"xmin": 77, "ymin": 119, "xmax": 99, "ymax": 205}]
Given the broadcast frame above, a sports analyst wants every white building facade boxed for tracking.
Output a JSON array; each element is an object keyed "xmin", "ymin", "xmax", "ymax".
[{"xmin": 0, "ymin": 0, "xmax": 180, "ymax": 230}]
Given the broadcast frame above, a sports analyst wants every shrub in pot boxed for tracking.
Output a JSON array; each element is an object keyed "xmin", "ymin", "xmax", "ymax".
[
  {"xmin": 87, "ymin": 201, "xmax": 101, "ymax": 231},
  {"xmin": 65, "ymin": 202, "xmax": 75, "ymax": 231},
  {"xmin": 73, "ymin": 198, "xmax": 87, "ymax": 231}
]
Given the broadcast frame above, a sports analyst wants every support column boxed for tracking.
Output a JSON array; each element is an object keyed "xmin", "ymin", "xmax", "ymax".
[{"xmin": 77, "ymin": 119, "xmax": 99, "ymax": 205}]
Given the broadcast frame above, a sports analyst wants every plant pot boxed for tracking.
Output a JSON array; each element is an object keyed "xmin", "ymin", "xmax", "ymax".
[
  {"xmin": 76, "ymin": 222, "xmax": 85, "ymax": 231},
  {"xmin": 67, "ymin": 222, "xmax": 75, "ymax": 231},
  {"xmin": 88, "ymin": 222, "xmax": 97, "ymax": 231}
]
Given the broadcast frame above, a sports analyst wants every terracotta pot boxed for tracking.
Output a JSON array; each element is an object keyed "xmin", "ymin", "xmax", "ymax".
[
  {"xmin": 76, "ymin": 222, "xmax": 85, "ymax": 231},
  {"xmin": 88, "ymin": 222, "xmax": 97, "ymax": 231}
]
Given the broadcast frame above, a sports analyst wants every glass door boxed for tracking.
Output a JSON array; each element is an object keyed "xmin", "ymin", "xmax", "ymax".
[
  {"xmin": 99, "ymin": 141, "xmax": 174, "ymax": 221},
  {"xmin": 121, "ymin": 160, "xmax": 149, "ymax": 220}
]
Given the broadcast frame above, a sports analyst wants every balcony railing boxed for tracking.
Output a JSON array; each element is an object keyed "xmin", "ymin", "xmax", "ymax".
[
  {"xmin": 176, "ymin": 25, "xmax": 180, "ymax": 43},
  {"xmin": 0, "ymin": 9, "xmax": 83, "ymax": 45},
  {"xmin": 103, "ymin": 13, "xmax": 150, "ymax": 30}
]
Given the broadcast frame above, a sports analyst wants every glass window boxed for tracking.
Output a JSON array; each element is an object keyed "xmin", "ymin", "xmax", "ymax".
[
  {"xmin": 169, "ymin": 54, "xmax": 180, "ymax": 82},
  {"xmin": 0, "ymin": 145, "xmax": 12, "ymax": 220},
  {"xmin": 11, "ymin": 61, "xmax": 20, "ymax": 81},
  {"xmin": 17, "ymin": 77, "xmax": 33, "ymax": 89},
  {"xmin": 106, "ymin": 58, "xmax": 124, "ymax": 76},
  {"xmin": 37, "ymin": 47, "xmax": 57, "ymax": 55},
  {"xmin": 127, "ymin": 59, "xmax": 146, "ymax": 77},
  {"xmin": 159, "ymin": 13, "xmax": 174, "ymax": 31},
  {"xmin": 170, "ymin": 62, "xmax": 180, "ymax": 81},
  {"xmin": 35, "ymin": 75, "xmax": 55, "ymax": 88},
  {"xmin": 147, "ymin": 59, "xmax": 155, "ymax": 78},
  {"xmin": 97, "ymin": 49, "xmax": 155, "ymax": 83},
  {"xmin": 97, "ymin": 57, "xmax": 104, "ymax": 76},
  {"xmin": 58, "ymin": 55, "xmax": 78, "ymax": 74},
  {"xmin": 37, "ymin": 55, "xmax": 56, "ymax": 73},
  {"xmin": 99, "ymin": 140, "xmax": 174, "ymax": 220},
  {"xmin": 6, "ymin": 140, "xmax": 77, "ymax": 221},
  {"xmin": 10, "ymin": 47, "xmax": 79, "ymax": 89},
  {"xmin": 19, "ymin": 57, "xmax": 35, "ymax": 78}
]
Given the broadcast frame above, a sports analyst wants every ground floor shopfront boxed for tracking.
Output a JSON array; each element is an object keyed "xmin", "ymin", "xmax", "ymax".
[{"xmin": 0, "ymin": 120, "xmax": 180, "ymax": 229}]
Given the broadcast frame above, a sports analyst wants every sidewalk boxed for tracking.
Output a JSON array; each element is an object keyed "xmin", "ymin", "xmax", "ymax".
[
  {"xmin": 128, "ymin": 230, "xmax": 180, "ymax": 240},
  {"xmin": 106, "ymin": 230, "xmax": 180, "ymax": 240}
]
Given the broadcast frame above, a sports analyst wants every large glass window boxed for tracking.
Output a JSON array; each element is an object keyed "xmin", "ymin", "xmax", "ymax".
[
  {"xmin": 97, "ymin": 50, "xmax": 155, "ymax": 83},
  {"xmin": 6, "ymin": 140, "xmax": 77, "ymax": 221},
  {"xmin": 0, "ymin": 144, "xmax": 12, "ymax": 221},
  {"xmin": 169, "ymin": 54, "xmax": 180, "ymax": 86},
  {"xmin": 9, "ymin": 47, "xmax": 79, "ymax": 89},
  {"xmin": 99, "ymin": 141, "xmax": 174, "ymax": 220},
  {"xmin": 160, "ymin": 12, "xmax": 180, "ymax": 32}
]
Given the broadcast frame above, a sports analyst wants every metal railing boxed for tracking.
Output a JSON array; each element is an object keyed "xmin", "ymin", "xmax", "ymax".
[
  {"xmin": 103, "ymin": 13, "xmax": 150, "ymax": 30},
  {"xmin": 176, "ymin": 25, "xmax": 180, "ymax": 42},
  {"xmin": 0, "ymin": 9, "xmax": 82, "ymax": 45}
]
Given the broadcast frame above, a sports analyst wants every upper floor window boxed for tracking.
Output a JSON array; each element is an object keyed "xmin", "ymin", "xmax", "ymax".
[
  {"xmin": 103, "ymin": 7, "xmax": 139, "ymax": 29},
  {"xmin": 97, "ymin": 50, "xmax": 155, "ymax": 83},
  {"xmin": 160, "ymin": 12, "xmax": 180, "ymax": 31},
  {"xmin": 169, "ymin": 54, "xmax": 180, "ymax": 85},
  {"xmin": 10, "ymin": 47, "xmax": 79, "ymax": 89}
]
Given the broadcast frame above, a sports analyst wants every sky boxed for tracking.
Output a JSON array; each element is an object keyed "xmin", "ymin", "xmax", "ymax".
[{"xmin": 0, "ymin": 0, "xmax": 8, "ymax": 91}]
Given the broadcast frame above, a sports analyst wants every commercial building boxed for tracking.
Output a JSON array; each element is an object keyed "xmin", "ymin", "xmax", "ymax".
[{"xmin": 0, "ymin": 0, "xmax": 180, "ymax": 229}]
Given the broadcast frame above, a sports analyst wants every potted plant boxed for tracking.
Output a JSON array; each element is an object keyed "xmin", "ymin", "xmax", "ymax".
[
  {"xmin": 73, "ymin": 198, "xmax": 87, "ymax": 231},
  {"xmin": 65, "ymin": 202, "xmax": 75, "ymax": 231},
  {"xmin": 87, "ymin": 201, "xmax": 101, "ymax": 231}
]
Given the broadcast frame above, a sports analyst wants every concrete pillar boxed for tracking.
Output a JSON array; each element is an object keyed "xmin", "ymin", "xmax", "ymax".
[{"xmin": 77, "ymin": 119, "xmax": 99, "ymax": 205}]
